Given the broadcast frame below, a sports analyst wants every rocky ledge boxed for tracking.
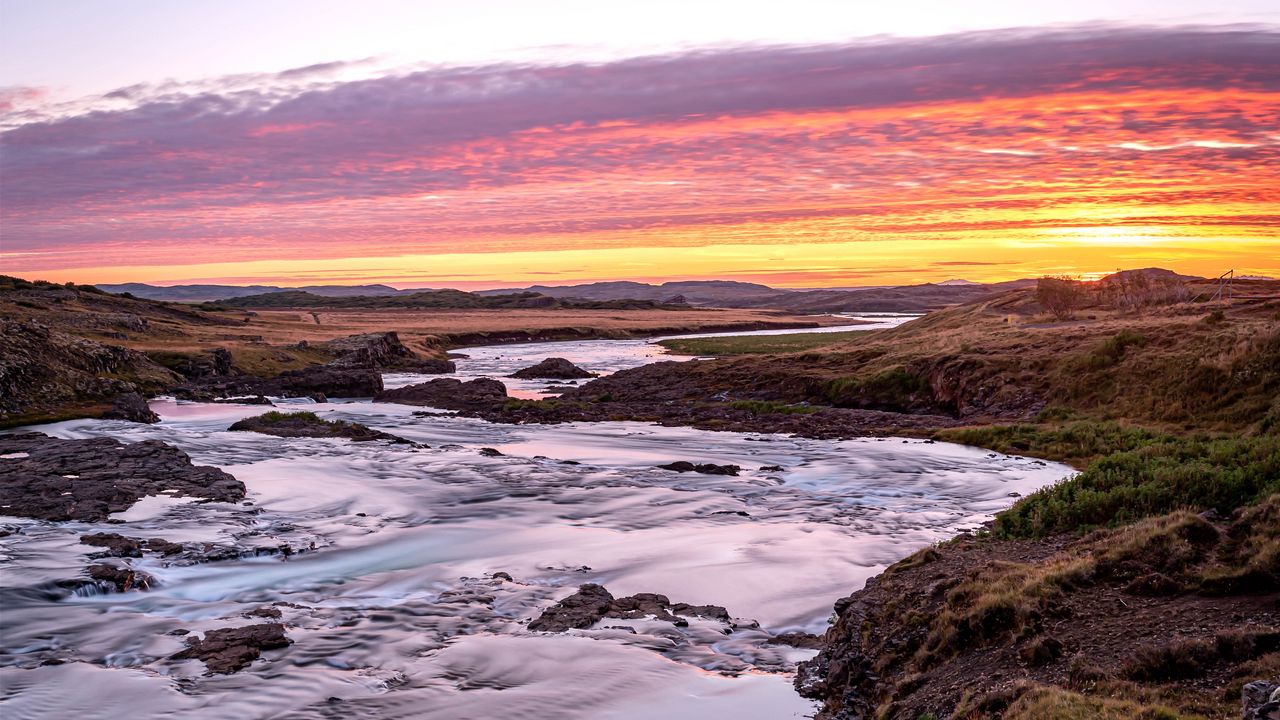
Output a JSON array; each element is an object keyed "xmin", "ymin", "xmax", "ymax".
[
  {"xmin": 374, "ymin": 377, "xmax": 508, "ymax": 411},
  {"xmin": 228, "ymin": 411, "xmax": 414, "ymax": 444},
  {"xmin": 0, "ymin": 433, "xmax": 245, "ymax": 521},
  {"xmin": 508, "ymin": 357, "xmax": 596, "ymax": 379},
  {"xmin": 797, "ymin": 503, "xmax": 1280, "ymax": 719}
]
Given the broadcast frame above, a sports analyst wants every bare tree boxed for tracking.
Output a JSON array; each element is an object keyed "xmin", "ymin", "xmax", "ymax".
[{"xmin": 1036, "ymin": 276, "xmax": 1083, "ymax": 320}]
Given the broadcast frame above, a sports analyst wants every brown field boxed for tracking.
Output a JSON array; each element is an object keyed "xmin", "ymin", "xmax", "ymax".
[{"xmin": 126, "ymin": 306, "xmax": 849, "ymax": 358}]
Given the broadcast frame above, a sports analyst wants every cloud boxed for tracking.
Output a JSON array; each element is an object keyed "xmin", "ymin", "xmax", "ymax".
[{"xmin": 2, "ymin": 25, "xmax": 1278, "ymax": 275}]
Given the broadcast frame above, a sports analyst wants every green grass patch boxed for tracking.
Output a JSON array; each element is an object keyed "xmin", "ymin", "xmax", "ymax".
[
  {"xmin": 821, "ymin": 367, "xmax": 930, "ymax": 412},
  {"xmin": 657, "ymin": 330, "xmax": 869, "ymax": 356},
  {"xmin": 726, "ymin": 399, "xmax": 821, "ymax": 415},
  {"xmin": 994, "ymin": 433, "xmax": 1280, "ymax": 538}
]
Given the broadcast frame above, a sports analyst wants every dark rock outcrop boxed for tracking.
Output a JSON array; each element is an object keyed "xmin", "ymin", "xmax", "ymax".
[
  {"xmin": 528, "ymin": 584, "xmax": 617, "ymax": 632},
  {"xmin": 171, "ymin": 623, "xmax": 292, "ymax": 674},
  {"xmin": 508, "ymin": 358, "xmax": 596, "ymax": 380},
  {"xmin": 1244, "ymin": 681, "xmax": 1280, "ymax": 719},
  {"xmin": 657, "ymin": 461, "xmax": 741, "ymax": 476},
  {"xmin": 0, "ymin": 319, "xmax": 179, "ymax": 426},
  {"xmin": 324, "ymin": 331, "xmax": 452, "ymax": 372},
  {"xmin": 768, "ymin": 631, "xmax": 825, "ymax": 650},
  {"xmin": 262, "ymin": 366, "xmax": 384, "ymax": 398},
  {"xmin": 102, "ymin": 392, "xmax": 160, "ymax": 423},
  {"xmin": 528, "ymin": 583, "xmax": 734, "ymax": 633},
  {"xmin": 80, "ymin": 532, "xmax": 143, "ymax": 557},
  {"xmin": 228, "ymin": 411, "xmax": 413, "ymax": 444},
  {"xmin": 374, "ymin": 378, "xmax": 508, "ymax": 411},
  {"xmin": 0, "ymin": 433, "xmax": 245, "ymax": 521},
  {"xmin": 87, "ymin": 563, "xmax": 155, "ymax": 592}
]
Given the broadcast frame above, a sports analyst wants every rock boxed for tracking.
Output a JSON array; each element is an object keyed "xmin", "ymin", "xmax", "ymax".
[
  {"xmin": 246, "ymin": 606, "xmax": 282, "ymax": 619},
  {"xmin": 759, "ymin": 465, "xmax": 785, "ymax": 472},
  {"xmin": 0, "ymin": 433, "xmax": 245, "ymax": 522},
  {"xmin": 322, "ymin": 332, "xmax": 452, "ymax": 372},
  {"xmin": 508, "ymin": 358, "xmax": 596, "ymax": 380},
  {"xmin": 528, "ymin": 583, "xmax": 735, "ymax": 633},
  {"xmin": 669, "ymin": 602, "xmax": 731, "ymax": 622},
  {"xmin": 374, "ymin": 378, "xmax": 508, "ymax": 411},
  {"xmin": 267, "ymin": 366, "xmax": 383, "ymax": 398},
  {"xmin": 657, "ymin": 461, "xmax": 741, "ymax": 476},
  {"xmin": 1244, "ymin": 680, "xmax": 1280, "ymax": 719},
  {"xmin": 401, "ymin": 358, "xmax": 457, "ymax": 374},
  {"xmin": 478, "ymin": 447, "xmax": 504, "ymax": 457},
  {"xmin": 145, "ymin": 538, "xmax": 186, "ymax": 556},
  {"xmin": 171, "ymin": 623, "xmax": 292, "ymax": 674},
  {"xmin": 609, "ymin": 593, "xmax": 680, "ymax": 623},
  {"xmin": 769, "ymin": 631, "xmax": 825, "ymax": 650},
  {"xmin": 491, "ymin": 572, "xmax": 514, "ymax": 581},
  {"xmin": 0, "ymin": 319, "xmax": 179, "ymax": 426},
  {"xmin": 309, "ymin": 392, "xmax": 328, "ymax": 403},
  {"xmin": 228, "ymin": 411, "xmax": 413, "ymax": 444},
  {"xmin": 528, "ymin": 583, "xmax": 616, "ymax": 632},
  {"xmin": 88, "ymin": 563, "xmax": 155, "ymax": 592},
  {"xmin": 80, "ymin": 532, "xmax": 143, "ymax": 557},
  {"xmin": 102, "ymin": 392, "xmax": 160, "ymax": 423}
]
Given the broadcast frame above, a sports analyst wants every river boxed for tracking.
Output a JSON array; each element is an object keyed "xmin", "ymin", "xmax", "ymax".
[{"xmin": 0, "ymin": 317, "xmax": 1072, "ymax": 719}]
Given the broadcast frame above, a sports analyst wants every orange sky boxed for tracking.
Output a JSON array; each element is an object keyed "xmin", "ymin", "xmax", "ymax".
[{"xmin": 2, "ymin": 27, "xmax": 1278, "ymax": 288}]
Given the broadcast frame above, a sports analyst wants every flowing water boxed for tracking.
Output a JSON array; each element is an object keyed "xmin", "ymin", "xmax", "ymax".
[{"xmin": 0, "ymin": 318, "xmax": 1072, "ymax": 719}]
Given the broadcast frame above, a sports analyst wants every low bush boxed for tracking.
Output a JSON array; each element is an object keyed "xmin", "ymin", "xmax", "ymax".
[{"xmin": 994, "ymin": 434, "xmax": 1280, "ymax": 538}]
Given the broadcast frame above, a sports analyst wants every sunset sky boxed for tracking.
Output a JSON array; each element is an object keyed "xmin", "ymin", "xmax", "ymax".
[{"xmin": 2, "ymin": 2, "xmax": 1278, "ymax": 288}]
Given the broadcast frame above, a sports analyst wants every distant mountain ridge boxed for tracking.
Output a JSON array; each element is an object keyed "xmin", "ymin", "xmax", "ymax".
[
  {"xmin": 96, "ymin": 274, "xmax": 1208, "ymax": 314},
  {"xmin": 97, "ymin": 283, "xmax": 404, "ymax": 302}
]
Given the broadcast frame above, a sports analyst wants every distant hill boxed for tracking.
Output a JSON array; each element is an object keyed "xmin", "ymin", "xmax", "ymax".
[
  {"xmin": 481, "ymin": 278, "xmax": 1038, "ymax": 314},
  {"xmin": 96, "ymin": 283, "xmax": 406, "ymax": 302},
  {"xmin": 216, "ymin": 289, "xmax": 677, "ymax": 311},
  {"xmin": 477, "ymin": 280, "xmax": 784, "ymax": 306},
  {"xmin": 96, "ymin": 274, "xmax": 1209, "ymax": 314}
]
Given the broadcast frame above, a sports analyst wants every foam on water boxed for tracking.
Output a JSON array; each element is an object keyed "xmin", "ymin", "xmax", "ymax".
[{"xmin": 0, "ymin": 322, "xmax": 1071, "ymax": 719}]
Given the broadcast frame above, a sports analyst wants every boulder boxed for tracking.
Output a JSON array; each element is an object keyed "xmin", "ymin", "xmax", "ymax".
[
  {"xmin": 0, "ymin": 433, "xmax": 245, "ymax": 522},
  {"xmin": 228, "ymin": 411, "xmax": 413, "ymax": 444},
  {"xmin": 323, "ymin": 332, "xmax": 453, "ymax": 373},
  {"xmin": 267, "ymin": 366, "xmax": 383, "ymax": 398},
  {"xmin": 509, "ymin": 358, "xmax": 596, "ymax": 380},
  {"xmin": 80, "ymin": 532, "xmax": 143, "ymax": 557},
  {"xmin": 374, "ymin": 378, "xmax": 508, "ymax": 411},
  {"xmin": 88, "ymin": 563, "xmax": 155, "ymax": 592},
  {"xmin": 171, "ymin": 623, "xmax": 292, "ymax": 674},
  {"xmin": 1244, "ymin": 681, "xmax": 1280, "ymax": 720},
  {"xmin": 102, "ymin": 392, "xmax": 160, "ymax": 423}
]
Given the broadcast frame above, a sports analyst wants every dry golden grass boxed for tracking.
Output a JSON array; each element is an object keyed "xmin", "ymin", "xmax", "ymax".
[{"xmin": 122, "ymin": 307, "xmax": 847, "ymax": 358}]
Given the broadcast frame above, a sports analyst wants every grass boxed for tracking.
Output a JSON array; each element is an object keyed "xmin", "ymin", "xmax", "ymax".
[
  {"xmin": 994, "ymin": 433, "xmax": 1280, "ymax": 538},
  {"xmin": 657, "ymin": 329, "xmax": 870, "ymax": 356},
  {"xmin": 999, "ymin": 685, "xmax": 1208, "ymax": 720},
  {"xmin": 726, "ymin": 399, "xmax": 821, "ymax": 415},
  {"xmin": 935, "ymin": 421, "xmax": 1166, "ymax": 468}
]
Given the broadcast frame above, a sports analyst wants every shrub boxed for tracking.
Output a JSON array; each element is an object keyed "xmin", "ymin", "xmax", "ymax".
[
  {"xmin": 1036, "ymin": 276, "xmax": 1084, "ymax": 320},
  {"xmin": 995, "ymin": 434, "xmax": 1280, "ymax": 538}
]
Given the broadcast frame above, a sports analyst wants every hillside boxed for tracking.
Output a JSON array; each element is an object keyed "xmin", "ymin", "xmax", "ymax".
[
  {"xmin": 553, "ymin": 277, "xmax": 1279, "ymax": 435},
  {"xmin": 215, "ymin": 289, "xmax": 682, "ymax": 310},
  {"xmin": 95, "ymin": 282, "xmax": 405, "ymax": 302}
]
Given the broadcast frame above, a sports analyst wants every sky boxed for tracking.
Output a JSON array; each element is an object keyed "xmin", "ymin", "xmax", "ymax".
[{"xmin": 1, "ymin": 1, "xmax": 1278, "ymax": 289}]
